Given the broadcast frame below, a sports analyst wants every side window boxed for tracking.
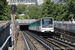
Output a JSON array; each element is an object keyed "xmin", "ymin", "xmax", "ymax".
[
  {"xmin": 53, "ymin": 21, "xmax": 54, "ymax": 26},
  {"xmin": 40, "ymin": 20, "xmax": 41, "ymax": 26},
  {"xmin": 42, "ymin": 19, "xmax": 44, "ymax": 24}
]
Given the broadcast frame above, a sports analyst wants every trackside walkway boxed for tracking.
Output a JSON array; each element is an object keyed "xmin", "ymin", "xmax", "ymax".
[{"xmin": 15, "ymin": 31, "xmax": 25, "ymax": 50}]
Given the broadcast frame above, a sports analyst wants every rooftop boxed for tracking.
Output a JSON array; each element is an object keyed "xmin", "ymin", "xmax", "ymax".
[{"xmin": 0, "ymin": 21, "xmax": 9, "ymax": 27}]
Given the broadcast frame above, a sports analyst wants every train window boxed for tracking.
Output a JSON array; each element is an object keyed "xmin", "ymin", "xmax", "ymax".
[
  {"xmin": 42, "ymin": 18, "xmax": 53, "ymax": 25},
  {"xmin": 40, "ymin": 20, "xmax": 41, "ymax": 26}
]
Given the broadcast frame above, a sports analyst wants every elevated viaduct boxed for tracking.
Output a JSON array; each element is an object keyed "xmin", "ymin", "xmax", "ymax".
[{"xmin": 16, "ymin": 19, "xmax": 75, "ymax": 43}]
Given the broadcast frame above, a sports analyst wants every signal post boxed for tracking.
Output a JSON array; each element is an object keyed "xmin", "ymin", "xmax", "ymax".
[{"xmin": 11, "ymin": 5, "xmax": 17, "ymax": 49}]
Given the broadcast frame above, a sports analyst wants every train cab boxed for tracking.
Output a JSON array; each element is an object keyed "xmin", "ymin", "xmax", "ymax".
[{"xmin": 41, "ymin": 18, "xmax": 54, "ymax": 32}]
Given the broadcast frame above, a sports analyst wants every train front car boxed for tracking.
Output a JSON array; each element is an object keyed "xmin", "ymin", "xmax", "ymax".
[{"xmin": 41, "ymin": 18, "xmax": 54, "ymax": 33}]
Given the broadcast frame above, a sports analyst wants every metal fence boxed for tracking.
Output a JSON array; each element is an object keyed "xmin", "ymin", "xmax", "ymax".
[
  {"xmin": 54, "ymin": 21, "xmax": 75, "ymax": 31},
  {"xmin": 0, "ymin": 35, "xmax": 12, "ymax": 50},
  {"xmin": 54, "ymin": 21, "xmax": 75, "ymax": 43},
  {"xmin": 0, "ymin": 21, "xmax": 12, "ymax": 50}
]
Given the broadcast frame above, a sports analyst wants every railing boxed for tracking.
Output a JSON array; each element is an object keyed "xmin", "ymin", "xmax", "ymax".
[
  {"xmin": 0, "ymin": 35, "xmax": 12, "ymax": 50},
  {"xmin": 54, "ymin": 21, "xmax": 75, "ymax": 43},
  {"xmin": 54, "ymin": 21, "xmax": 75, "ymax": 31},
  {"xmin": 0, "ymin": 21, "xmax": 12, "ymax": 50}
]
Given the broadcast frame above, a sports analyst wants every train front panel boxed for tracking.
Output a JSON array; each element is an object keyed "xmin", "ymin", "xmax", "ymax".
[{"xmin": 41, "ymin": 18, "xmax": 54, "ymax": 32}]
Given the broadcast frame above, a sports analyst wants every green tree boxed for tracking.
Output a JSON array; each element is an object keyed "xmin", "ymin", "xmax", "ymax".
[
  {"xmin": 24, "ymin": 15, "xmax": 29, "ymax": 19},
  {"xmin": 26, "ymin": 5, "xmax": 41, "ymax": 19},
  {"xmin": 0, "ymin": 0, "xmax": 11, "ymax": 20},
  {"xmin": 15, "ymin": 12, "xmax": 20, "ymax": 19},
  {"xmin": 62, "ymin": 0, "xmax": 75, "ymax": 20},
  {"xmin": 17, "ymin": 4, "xmax": 27, "ymax": 14},
  {"xmin": 2, "ymin": 5, "xmax": 11, "ymax": 20},
  {"xmin": 41, "ymin": 0, "xmax": 75, "ymax": 20},
  {"xmin": 41, "ymin": 0, "xmax": 57, "ymax": 18}
]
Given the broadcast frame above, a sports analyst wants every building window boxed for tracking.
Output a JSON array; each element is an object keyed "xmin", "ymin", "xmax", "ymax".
[
  {"xmin": 10, "ymin": 0, "xmax": 16, "ymax": 3},
  {"xmin": 10, "ymin": 0, "xmax": 37, "ymax": 3},
  {"xmin": 26, "ymin": 0, "xmax": 31, "ymax": 2},
  {"xmin": 10, "ymin": 0, "xmax": 12, "ymax": 2},
  {"xmin": 33, "ymin": 0, "xmax": 37, "ymax": 2},
  {"xmin": 17, "ymin": 0, "xmax": 19, "ymax": 2},
  {"xmin": 13, "ymin": 0, "xmax": 16, "ymax": 2}
]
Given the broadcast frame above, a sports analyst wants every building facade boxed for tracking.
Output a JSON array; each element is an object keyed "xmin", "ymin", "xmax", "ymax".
[
  {"xmin": 37, "ymin": 0, "xmax": 44, "ymax": 5},
  {"xmin": 7, "ymin": 0, "xmax": 65, "ymax": 5},
  {"xmin": 7, "ymin": 0, "xmax": 38, "ymax": 5},
  {"xmin": 52, "ymin": 0, "xmax": 66, "ymax": 5}
]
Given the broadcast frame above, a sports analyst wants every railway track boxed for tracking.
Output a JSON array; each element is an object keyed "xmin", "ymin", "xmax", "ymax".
[
  {"xmin": 53, "ymin": 35, "xmax": 75, "ymax": 45},
  {"xmin": 25, "ymin": 31, "xmax": 75, "ymax": 50},
  {"xmin": 22, "ymin": 31, "xmax": 37, "ymax": 50},
  {"xmin": 46, "ymin": 38, "xmax": 75, "ymax": 50},
  {"xmin": 22, "ymin": 31, "xmax": 47, "ymax": 50}
]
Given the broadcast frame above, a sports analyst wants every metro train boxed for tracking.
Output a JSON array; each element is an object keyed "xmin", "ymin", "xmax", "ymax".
[{"xmin": 29, "ymin": 17, "xmax": 54, "ymax": 34}]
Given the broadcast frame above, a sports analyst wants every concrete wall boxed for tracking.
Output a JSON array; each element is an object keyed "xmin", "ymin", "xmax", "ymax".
[
  {"xmin": 0, "ymin": 22, "xmax": 11, "ymax": 50},
  {"xmin": 17, "ymin": 19, "xmax": 38, "ymax": 24}
]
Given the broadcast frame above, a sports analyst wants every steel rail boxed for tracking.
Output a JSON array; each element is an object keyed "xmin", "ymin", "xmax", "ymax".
[
  {"xmin": 0, "ymin": 35, "xmax": 12, "ymax": 50},
  {"xmin": 53, "ymin": 35, "xmax": 75, "ymax": 47},
  {"xmin": 45, "ymin": 36, "xmax": 75, "ymax": 50},
  {"xmin": 27, "ymin": 31, "xmax": 60, "ymax": 50},
  {"xmin": 47, "ymin": 38, "xmax": 71, "ymax": 50},
  {"xmin": 25, "ymin": 31, "xmax": 53, "ymax": 50},
  {"xmin": 27, "ymin": 31, "xmax": 75, "ymax": 50},
  {"xmin": 55, "ymin": 31, "xmax": 75, "ymax": 43},
  {"xmin": 46, "ymin": 39, "xmax": 65, "ymax": 50},
  {"xmin": 21, "ymin": 32, "xmax": 30, "ymax": 50},
  {"xmin": 23, "ymin": 31, "xmax": 38, "ymax": 50},
  {"xmin": 53, "ymin": 38, "xmax": 75, "ymax": 48}
]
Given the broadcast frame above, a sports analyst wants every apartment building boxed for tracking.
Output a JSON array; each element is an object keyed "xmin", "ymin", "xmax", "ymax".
[
  {"xmin": 52, "ymin": 0, "xmax": 66, "ymax": 5},
  {"xmin": 7, "ymin": 0, "xmax": 65, "ymax": 5},
  {"xmin": 7, "ymin": 0, "xmax": 38, "ymax": 5}
]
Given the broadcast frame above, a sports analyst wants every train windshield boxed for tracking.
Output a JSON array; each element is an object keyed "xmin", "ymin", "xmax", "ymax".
[{"xmin": 42, "ymin": 18, "xmax": 53, "ymax": 25}]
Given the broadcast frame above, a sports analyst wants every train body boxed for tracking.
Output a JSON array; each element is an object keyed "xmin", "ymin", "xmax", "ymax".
[{"xmin": 29, "ymin": 17, "xmax": 54, "ymax": 33}]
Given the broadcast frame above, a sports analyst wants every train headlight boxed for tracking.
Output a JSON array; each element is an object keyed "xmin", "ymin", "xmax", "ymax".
[
  {"xmin": 51, "ymin": 29, "xmax": 54, "ymax": 32},
  {"xmin": 41, "ymin": 29, "xmax": 45, "ymax": 32}
]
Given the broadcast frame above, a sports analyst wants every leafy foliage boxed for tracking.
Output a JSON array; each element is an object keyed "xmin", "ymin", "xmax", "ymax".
[
  {"xmin": 0, "ymin": 0, "xmax": 11, "ymax": 20},
  {"xmin": 15, "ymin": 12, "xmax": 20, "ymax": 19},
  {"xmin": 25, "ymin": 5, "xmax": 41, "ymax": 19},
  {"xmin": 1, "ymin": 0, "xmax": 75, "ymax": 21},
  {"xmin": 41, "ymin": 0, "xmax": 75, "ymax": 20},
  {"xmin": 17, "ymin": 4, "xmax": 27, "ymax": 14}
]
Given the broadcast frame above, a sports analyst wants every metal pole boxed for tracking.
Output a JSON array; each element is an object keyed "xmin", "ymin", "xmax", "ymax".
[
  {"xmin": 56, "ymin": 19, "xmax": 57, "ymax": 27},
  {"xmin": 11, "ymin": 5, "xmax": 17, "ymax": 50},
  {"xmin": 12, "ymin": 12, "xmax": 16, "ymax": 46},
  {"xmin": 11, "ymin": 14, "xmax": 14, "ymax": 47}
]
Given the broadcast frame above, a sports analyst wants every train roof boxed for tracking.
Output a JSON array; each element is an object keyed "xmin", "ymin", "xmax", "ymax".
[
  {"xmin": 41, "ymin": 17, "xmax": 53, "ymax": 19},
  {"xmin": 29, "ymin": 17, "xmax": 53, "ymax": 25}
]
